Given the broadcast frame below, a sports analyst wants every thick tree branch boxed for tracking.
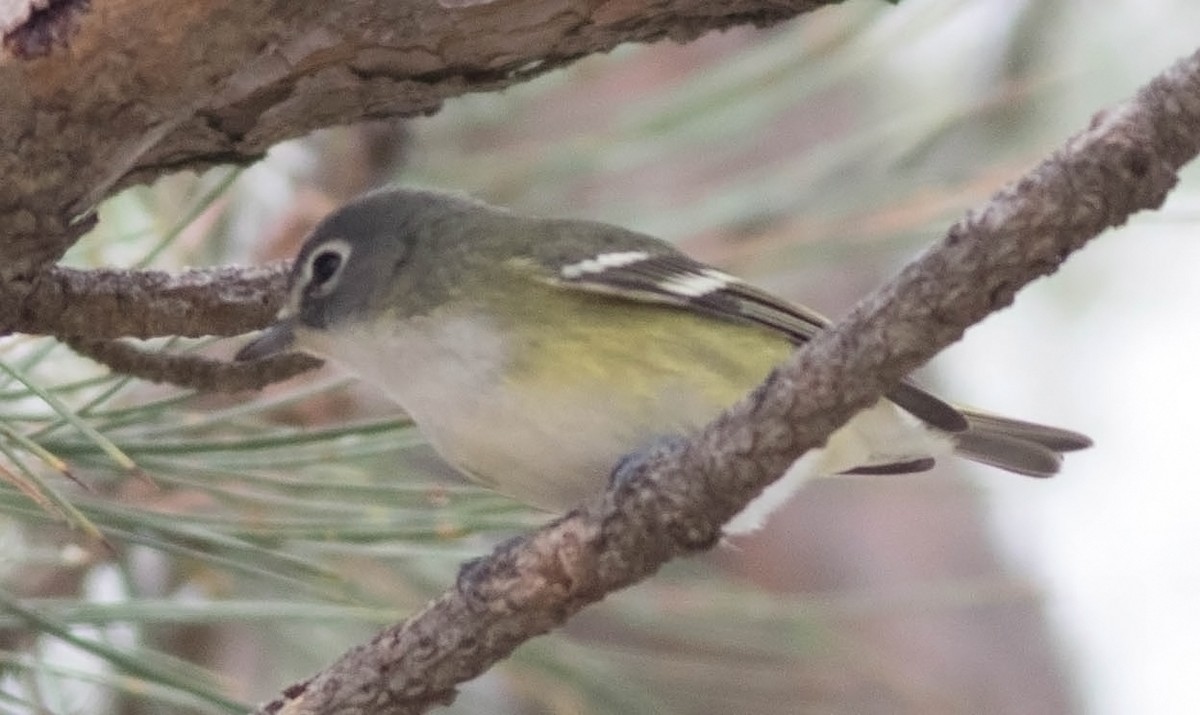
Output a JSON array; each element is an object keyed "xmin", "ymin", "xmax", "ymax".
[
  {"xmin": 252, "ymin": 46, "xmax": 1200, "ymax": 715},
  {"xmin": 0, "ymin": 0, "xmax": 842, "ymax": 283}
]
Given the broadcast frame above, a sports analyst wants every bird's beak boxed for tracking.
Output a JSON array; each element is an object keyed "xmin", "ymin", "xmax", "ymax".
[{"xmin": 235, "ymin": 319, "xmax": 297, "ymax": 361}]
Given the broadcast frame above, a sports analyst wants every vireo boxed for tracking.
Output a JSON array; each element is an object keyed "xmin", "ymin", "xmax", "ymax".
[{"xmin": 237, "ymin": 188, "xmax": 1090, "ymax": 533}]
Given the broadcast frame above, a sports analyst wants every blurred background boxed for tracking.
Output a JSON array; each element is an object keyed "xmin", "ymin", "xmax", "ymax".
[{"xmin": 2, "ymin": 0, "xmax": 1199, "ymax": 712}]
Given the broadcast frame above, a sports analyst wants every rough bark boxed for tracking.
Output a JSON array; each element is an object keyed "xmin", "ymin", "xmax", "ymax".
[
  {"xmin": 3, "ymin": 264, "xmax": 288, "ymax": 339},
  {"xmin": 248, "ymin": 45, "xmax": 1200, "ymax": 715},
  {"xmin": 0, "ymin": 0, "xmax": 841, "ymax": 286}
]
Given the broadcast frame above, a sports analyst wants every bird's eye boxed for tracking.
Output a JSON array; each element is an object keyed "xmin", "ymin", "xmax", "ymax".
[
  {"xmin": 299, "ymin": 238, "xmax": 352, "ymax": 300},
  {"xmin": 311, "ymin": 250, "xmax": 342, "ymax": 286}
]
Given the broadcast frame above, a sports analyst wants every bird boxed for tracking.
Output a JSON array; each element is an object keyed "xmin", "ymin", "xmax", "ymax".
[{"xmin": 237, "ymin": 187, "xmax": 1091, "ymax": 533}]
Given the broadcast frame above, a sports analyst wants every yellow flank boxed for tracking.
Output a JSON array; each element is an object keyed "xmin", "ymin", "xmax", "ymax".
[
  {"xmin": 376, "ymin": 262, "xmax": 807, "ymax": 513},
  {"xmin": 492, "ymin": 276, "xmax": 796, "ymax": 417}
]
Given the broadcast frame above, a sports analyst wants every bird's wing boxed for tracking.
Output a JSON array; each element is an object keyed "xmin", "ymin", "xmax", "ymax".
[{"xmin": 531, "ymin": 247, "xmax": 969, "ymax": 434}]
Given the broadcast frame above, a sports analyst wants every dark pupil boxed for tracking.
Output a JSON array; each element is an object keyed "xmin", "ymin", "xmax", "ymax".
[{"xmin": 311, "ymin": 251, "xmax": 342, "ymax": 286}]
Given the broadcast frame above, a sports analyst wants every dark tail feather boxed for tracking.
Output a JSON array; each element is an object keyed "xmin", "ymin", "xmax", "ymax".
[{"xmin": 953, "ymin": 409, "xmax": 1092, "ymax": 478}]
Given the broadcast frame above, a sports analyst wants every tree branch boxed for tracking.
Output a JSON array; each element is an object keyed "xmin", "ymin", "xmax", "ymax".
[
  {"xmin": 7, "ymin": 263, "xmax": 328, "ymax": 391},
  {"xmin": 63, "ymin": 338, "xmax": 321, "ymax": 392},
  {"xmin": 1, "ymin": 264, "xmax": 289, "ymax": 339},
  {"xmin": 0, "ymin": 0, "xmax": 842, "ymax": 283},
  {"xmin": 251, "ymin": 42, "xmax": 1200, "ymax": 715}
]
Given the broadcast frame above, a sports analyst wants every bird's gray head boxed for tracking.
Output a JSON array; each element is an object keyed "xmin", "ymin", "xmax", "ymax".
[{"xmin": 235, "ymin": 187, "xmax": 496, "ymax": 361}]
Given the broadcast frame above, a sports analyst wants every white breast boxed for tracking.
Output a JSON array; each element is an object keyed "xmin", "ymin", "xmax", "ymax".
[{"xmin": 296, "ymin": 314, "xmax": 511, "ymax": 436}]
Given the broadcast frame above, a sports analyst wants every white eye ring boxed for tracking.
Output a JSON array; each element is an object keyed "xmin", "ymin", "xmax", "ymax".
[{"xmin": 304, "ymin": 239, "xmax": 352, "ymax": 297}]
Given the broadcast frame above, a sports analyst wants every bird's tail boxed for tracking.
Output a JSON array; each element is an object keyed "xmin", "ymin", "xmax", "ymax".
[
  {"xmin": 727, "ymin": 404, "xmax": 1091, "ymax": 534},
  {"xmin": 952, "ymin": 409, "xmax": 1092, "ymax": 478}
]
